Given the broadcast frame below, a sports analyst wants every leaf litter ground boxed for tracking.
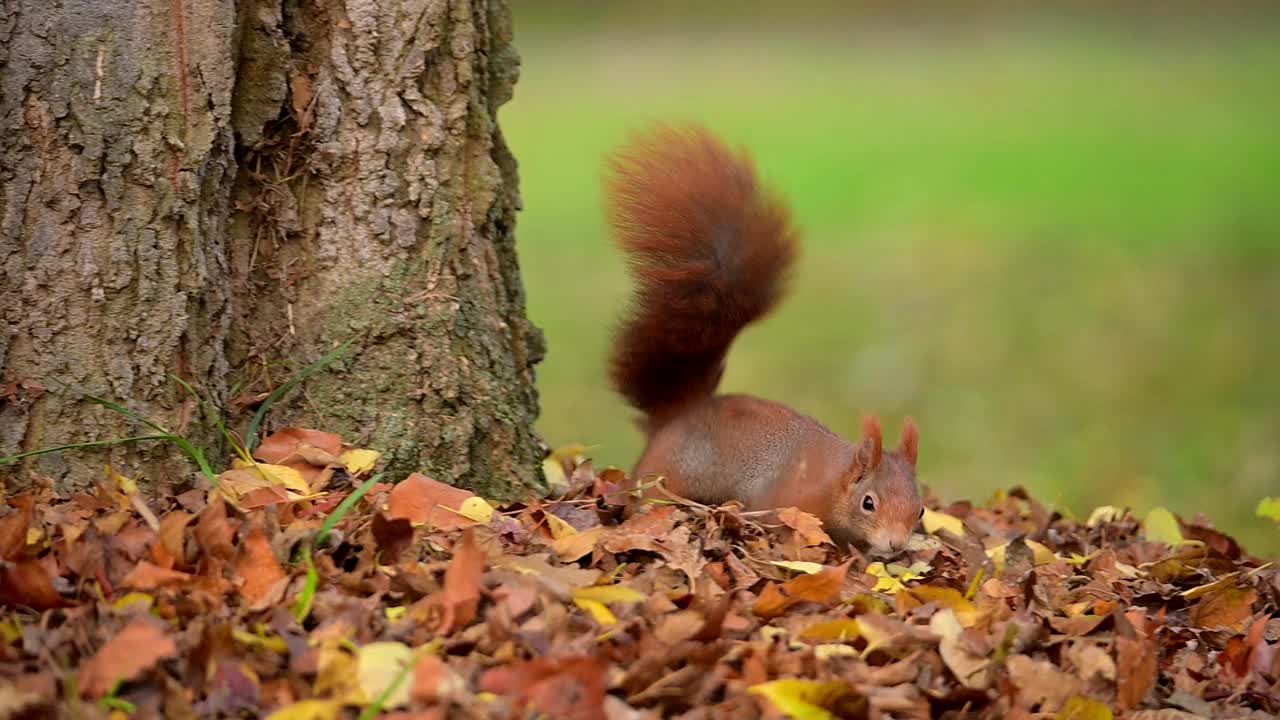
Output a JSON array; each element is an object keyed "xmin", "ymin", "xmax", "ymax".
[{"xmin": 1, "ymin": 429, "xmax": 1277, "ymax": 719}]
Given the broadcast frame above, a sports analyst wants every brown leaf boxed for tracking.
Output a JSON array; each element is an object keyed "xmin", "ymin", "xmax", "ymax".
[
  {"xmin": 0, "ymin": 495, "xmax": 34, "ymax": 561},
  {"xmin": 619, "ymin": 505, "xmax": 677, "ymax": 536},
  {"xmin": 385, "ymin": 473, "xmax": 481, "ymax": 531},
  {"xmin": 121, "ymin": 560, "xmax": 195, "ymax": 590},
  {"xmin": 1190, "ymin": 586, "xmax": 1257, "ymax": 630},
  {"xmin": 480, "ymin": 656, "xmax": 606, "ymax": 720},
  {"xmin": 0, "ymin": 559, "xmax": 67, "ymax": 610},
  {"xmin": 255, "ymin": 427, "xmax": 342, "ymax": 463},
  {"xmin": 1006, "ymin": 654, "xmax": 1083, "ymax": 711},
  {"xmin": 1115, "ymin": 634, "xmax": 1157, "ymax": 710},
  {"xmin": 752, "ymin": 558, "xmax": 853, "ymax": 619},
  {"xmin": 149, "ymin": 510, "xmax": 194, "ymax": 569},
  {"xmin": 79, "ymin": 618, "xmax": 178, "ymax": 698},
  {"xmin": 437, "ymin": 529, "xmax": 485, "ymax": 635},
  {"xmin": 236, "ymin": 524, "xmax": 287, "ymax": 605},
  {"xmin": 195, "ymin": 497, "xmax": 238, "ymax": 559},
  {"xmin": 777, "ymin": 507, "xmax": 833, "ymax": 547}
]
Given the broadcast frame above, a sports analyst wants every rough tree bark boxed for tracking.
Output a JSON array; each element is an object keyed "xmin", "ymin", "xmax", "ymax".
[{"xmin": 0, "ymin": 0, "xmax": 546, "ymax": 500}]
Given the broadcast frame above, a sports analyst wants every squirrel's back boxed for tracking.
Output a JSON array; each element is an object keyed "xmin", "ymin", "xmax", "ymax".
[{"xmin": 606, "ymin": 125, "xmax": 798, "ymax": 428}]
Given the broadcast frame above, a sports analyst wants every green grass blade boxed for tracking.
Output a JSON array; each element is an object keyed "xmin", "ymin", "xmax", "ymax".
[
  {"xmin": 316, "ymin": 472, "xmax": 384, "ymax": 548},
  {"xmin": 246, "ymin": 338, "xmax": 355, "ymax": 453},
  {"xmin": 356, "ymin": 654, "xmax": 415, "ymax": 720},
  {"xmin": 0, "ymin": 435, "xmax": 174, "ymax": 467},
  {"xmin": 83, "ymin": 394, "xmax": 171, "ymax": 434},
  {"xmin": 293, "ymin": 545, "xmax": 320, "ymax": 623}
]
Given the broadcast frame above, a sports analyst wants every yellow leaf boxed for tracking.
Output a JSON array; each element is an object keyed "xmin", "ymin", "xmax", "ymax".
[
  {"xmin": 355, "ymin": 642, "xmax": 414, "ymax": 709},
  {"xmin": 313, "ymin": 644, "xmax": 360, "ymax": 700},
  {"xmin": 541, "ymin": 456, "xmax": 568, "ymax": 492},
  {"xmin": 798, "ymin": 619, "xmax": 862, "ymax": 643},
  {"xmin": 931, "ymin": 608, "xmax": 990, "ymax": 689},
  {"xmin": 814, "ymin": 644, "xmax": 859, "ymax": 661},
  {"xmin": 909, "ymin": 586, "xmax": 979, "ymax": 627},
  {"xmin": 112, "ymin": 592, "xmax": 154, "ymax": 611},
  {"xmin": 573, "ymin": 598, "xmax": 617, "ymax": 625},
  {"xmin": 922, "ymin": 508, "xmax": 965, "ymax": 537},
  {"xmin": 232, "ymin": 629, "xmax": 289, "ymax": 654},
  {"xmin": 748, "ymin": 679, "xmax": 862, "ymax": 720},
  {"xmin": 770, "ymin": 560, "xmax": 825, "ymax": 575},
  {"xmin": 544, "ymin": 512, "xmax": 578, "ymax": 539},
  {"xmin": 339, "ymin": 448, "xmax": 380, "ymax": 476},
  {"xmin": 551, "ymin": 443, "xmax": 591, "ymax": 466},
  {"xmin": 572, "ymin": 584, "xmax": 646, "ymax": 605},
  {"xmin": 385, "ymin": 606, "xmax": 406, "ymax": 622},
  {"xmin": 25, "ymin": 528, "xmax": 42, "ymax": 546},
  {"xmin": 1257, "ymin": 497, "xmax": 1280, "ymax": 523},
  {"xmin": 456, "ymin": 496, "xmax": 494, "ymax": 524},
  {"xmin": 985, "ymin": 540, "xmax": 1056, "ymax": 573},
  {"xmin": 107, "ymin": 466, "xmax": 138, "ymax": 494},
  {"xmin": 1055, "ymin": 696, "xmax": 1113, "ymax": 720},
  {"xmin": 232, "ymin": 459, "xmax": 312, "ymax": 494},
  {"xmin": 1086, "ymin": 506, "xmax": 1126, "ymax": 527},
  {"xmin": 1142, "ymin": 507, "xmax": 1186, "ymax": 547},
  {"xmin": 865, "ymin": 561, "xmax": 931, "ymax": 594},
  {"xmin": 265, "ymin": 700, "xmax": 343, "ymax": 720},
  {"xmin": 550, "ymin": 526, "xmax": 603, "ymax": 562},
  {"xmin": 905, "ymin": 534, "xmax": 942, "ymax": 552}
]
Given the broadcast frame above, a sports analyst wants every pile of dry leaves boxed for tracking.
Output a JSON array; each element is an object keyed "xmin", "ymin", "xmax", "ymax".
[{"xmin": 1, "ymin": 428, "xmax": 1277, "ymax": 719}]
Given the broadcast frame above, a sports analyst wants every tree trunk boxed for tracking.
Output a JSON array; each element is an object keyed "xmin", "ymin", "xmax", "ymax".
[{"xmin": 0, "ymin": 0, "xmax": 545, "ymax": 500}]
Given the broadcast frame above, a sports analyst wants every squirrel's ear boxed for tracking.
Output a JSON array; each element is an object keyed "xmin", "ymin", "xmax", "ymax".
[
  {"xmin": 851, "ymin": 415, "xmax": 883, "ymax": 474},
  {"xmin": 899, "ymin": 417, "xmax": 919, "ymax": 467}
]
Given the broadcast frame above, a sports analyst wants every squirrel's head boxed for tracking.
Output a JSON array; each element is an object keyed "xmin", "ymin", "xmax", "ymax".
[{"xmin": 831, "ymin": 416, "xmax": 923, "ymax": 559}]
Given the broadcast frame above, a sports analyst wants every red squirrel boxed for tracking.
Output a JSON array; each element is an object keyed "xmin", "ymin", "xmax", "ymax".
[{"xmin": 605, "ymin": 125, "xmax": 924, "ymax": 557}]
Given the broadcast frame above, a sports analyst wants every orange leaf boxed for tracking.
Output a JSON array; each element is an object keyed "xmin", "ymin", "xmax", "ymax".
[
  {"xmin": 385, "ymin": 474, "xmax": 482, "ymax": 531},
  {"xmin": 0, "ymin": 495, "xmax": 34, "ymax": 561},
  {"xmin": 438, "ymin": 529, "xmax": 485, "ymax": 634},
  {"xmin": 79, "ymin": 618, "xmax": 178, "ymax": 698},
  {"xmin": 121, "ymin": 560, "xmax": 195, "ymax": 591},
  {"xmin": 777, "ymin": 507, "xmax": 833, "ymax": 547},
  {"xmin": 619, "ymin": 505, "xmax": 678, "ymax": 536},
  {"xmin": 0, "ymin": 559, "xmax": 68, "ymax": 610},
  {"xmin": 237, "ymin": 524, "xmax": 287, "ymax": 605},
  {"xmin": 255, "ymin": 427, "xmax": 343, "ymax": 463},
  {"xmin": 752, "ymin": 559, "xmax": 853, "ymax": 619},
  {"xmin": 1115, "ymin": 633, "xmax": 1157, "ymax": 710},
  {"xmin": 480, "ymin": 656, "xmax": 606, "ymax": 720},
  {"xmin": 149, "ymin": 511, "xmax": 194, "ymax": 569},
  {"xmin": 1191, "ymin": 586, "xmax": 1258, "ymax": 630}
]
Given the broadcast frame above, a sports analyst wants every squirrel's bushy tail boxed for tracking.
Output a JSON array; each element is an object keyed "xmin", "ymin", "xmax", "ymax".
[{"xmin": 606, "ymin": 125, "xmax": 798, "ymax": 424}]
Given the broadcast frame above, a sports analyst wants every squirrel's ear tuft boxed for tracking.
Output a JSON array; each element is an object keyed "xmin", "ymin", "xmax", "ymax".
[
  {"xmin": 899, "ymin": 417, "xmax": 919, "ymax": 466},
  {"xmin": 856, "ymin": 414, "xmax": 883, "ymax": 470}
]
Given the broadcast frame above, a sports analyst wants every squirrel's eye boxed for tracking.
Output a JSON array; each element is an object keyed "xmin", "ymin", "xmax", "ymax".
[{"xmin": 861, "ymin": 494, "xmax": 876, "ymax": 513}]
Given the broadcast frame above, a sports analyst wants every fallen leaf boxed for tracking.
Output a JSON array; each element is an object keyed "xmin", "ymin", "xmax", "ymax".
[
  {"xmin": 777, "ymin": 507, "xmax": 833, "ymax": 546},
  {"xmin": 1007, "ymin": 654, "xmax": 1084, "ymax": 711},
  {"xmin": 236, "ymin": 524, "xmax": 287, "ymax": 605},
  {"xmin": 770, "ymin": 560, "xmax": 825, "ymax": 575},
  {"xmin": 865, "ymin": 560, "xmax": 931, "ymax": 594},
  {"xmin": 120, "ymin": 560, "xmax": 195, "ymax": 590},
  {"xmin": 255, "ymin": 428, "xmax": 343, "ymax": 463},
  {"xmin": 1086, "ymin": 506, "xmax": 1126, "ymax": 527},
  {"xmin": 456, "ymin": 496, "xmax": 494, "ymax": 524},
  {"xmin": 356, "ymin": 642, "xmax": 414, "ymax": 709},
  {"xmin": 1116, "ymin": 633, "xmax": 1157, "ymax": 709},
  {"xmin": 79, "ymin": 618, "xmax": 178, "ymax": 698},
  {"xmin": 265, "ymin": 700, "xmax": 342, "ymax": 720},
  {"xmin": 480, "ymin": 656, "xmax": 606, "ymax": 720},
  {"xmin": 1190, "ymin": 585, "xmax": 1257, "ymax": 630},
  {"xmin": 551, "ymin": 527, "xmax": 604, "ymax": 562},
  {"xmin": 1142, "ymin": 507, "xmax": 1187, "ymax": 547},
  {"xmin": 909, "ymin": 585, "xmax": 978, "ymax": 627},
  {"xmin": 0, "ymin": 496, "xmax": 34, "ymax": 560},
  {"xmin": 922, "ymin": 508, "xmax": 965, "ymax": 537},
  {"xmin": 931, "ymin": 608, "xmax": 989, "ymax": 690},
  {"xmin": 748, "ymin": 679, "xmax": 864, "ymax": 720},
  {"xmin": 753, "ymin": 559, "xmax": 853, "ymax": 618},
  {"xmin": 340, "ymin": 448, "xmax": 381, "ymax": 476},
  {"xmin": 1257, "ymin": 497, "xmax": 1280, "ymax": 523},
  {"xmin": 0, "ymin": 560, "xmax": 66, "ymax": 609},
  {"xmin": 436, "ymin": 529, "xmax": 485, "ymax": 634},
  {"xmin": 798, "ymin": 619, "xmax": 862, "ymax": 643},
  {"xmin": 1056, "ymin": 696, "xmax": 1113, "ymax": 720},
  {"xmin": 985, "ymin": 539, "xmax": 1055, "ymax": 573},
  {"xmin": 385, "ymin": 474, "xmax": 481, "ymax": 531}
]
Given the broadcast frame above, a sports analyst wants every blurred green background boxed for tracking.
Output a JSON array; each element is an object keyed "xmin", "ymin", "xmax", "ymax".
[{"xmin": 502, "ymin": 2, "xmax": 1280, "ymax": 554}]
